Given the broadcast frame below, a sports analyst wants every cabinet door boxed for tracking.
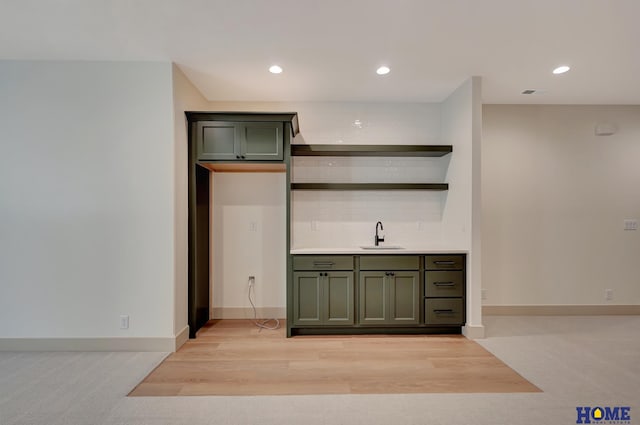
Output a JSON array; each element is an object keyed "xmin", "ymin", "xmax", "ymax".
[
  {"xmin": 292, "ymin": 272, "xmax": 322, "ymax": 326},
  {"xmin": 196, "ymin": 121, "xmax": 239, "ymax": 160},
  {"xmin": 324, "ymin": 272, "xmax": 354, "ymax": 325},
  {"xmin": 359, "ymin": 272, "xmax": 387, "ymax": 325},
  {"xmin": 389, "ymin": 271, "xmax": 419, "ymax": 324},
  {"xmin": 240, "ymin": 123, "xmax": 283, "ymax": 161}
]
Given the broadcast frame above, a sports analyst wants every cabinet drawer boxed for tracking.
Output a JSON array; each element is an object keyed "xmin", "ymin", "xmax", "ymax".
[
  {"xmin": 425, "ymin": 271, "xmax": 464, "ymax": 297},
  {"xmin": 359, "ymin": 255, "xmax": 419, "ymax": 270},
  {"xmin": 425, "ymin": 299, "xmax": 464, "ymax": 325},
  {"xmin": 293, "ymin": 255, "xmax": 354, "ymax": 271},
  {"xmin": 425, "ymin": 255, "xmax": 464, "ymax": 270}
]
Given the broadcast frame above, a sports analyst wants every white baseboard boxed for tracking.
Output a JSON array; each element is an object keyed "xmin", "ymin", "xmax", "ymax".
[
  {"xmin": 174, "ymin": 325, "xmax": 189, "ymax": 351},
  {"xmin": 0, "ymin": 327, "xmax": 192, "ymax": 352},
  {"xmin": 212, "ymin": 307, "xmax": 286, "ymax": 319},
  {"xmin": 483, "ymin": 305, "xmax": 640, "ymax": 316},
  {"xmin": 462, "ymin": 324, "xmax": 485, "ymax": 339}
]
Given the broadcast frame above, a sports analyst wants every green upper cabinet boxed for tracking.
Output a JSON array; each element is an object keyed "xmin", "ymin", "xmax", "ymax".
[
  {"xmin": 241, "ymin": 123, "xmax": 283, "ymax": 160},
  {"xmin": 196, "ymin": 121, "xmax": 283, "ymax": 161}
]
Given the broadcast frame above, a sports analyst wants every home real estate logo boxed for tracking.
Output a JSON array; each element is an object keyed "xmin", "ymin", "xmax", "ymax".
[{"xmin": 576, "ymin": 406, "xmax": 631, "ymax": 424}]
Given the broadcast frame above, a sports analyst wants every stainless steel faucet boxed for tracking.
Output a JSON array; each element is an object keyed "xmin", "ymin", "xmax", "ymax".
[{"xmin": 375, "ymin": 221, "xmax": 385, "ymax": 246}]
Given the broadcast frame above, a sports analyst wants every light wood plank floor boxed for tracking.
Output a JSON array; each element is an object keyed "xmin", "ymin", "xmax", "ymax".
[{"xmin": 129, "ymin": 320, "xmax": 541, "ymax": 396}]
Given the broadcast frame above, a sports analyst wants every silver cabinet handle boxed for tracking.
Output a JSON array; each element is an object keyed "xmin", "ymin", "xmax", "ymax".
[
  {"xmin": 433, "ymin": 281, "xmax": 455, "ymax": 286},
  {"xmin": 434, "ymin": 309, "xmax": 454, "ymax": 314},
  {"xmin": 434, "ymin": 261, "xmax": 456, "ymax": 265}
]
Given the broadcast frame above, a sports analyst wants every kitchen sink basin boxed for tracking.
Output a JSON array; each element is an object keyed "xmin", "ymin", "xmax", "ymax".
[{"xmin": 360, "ymin": 246, "xmax": 404, "ymax": 250}]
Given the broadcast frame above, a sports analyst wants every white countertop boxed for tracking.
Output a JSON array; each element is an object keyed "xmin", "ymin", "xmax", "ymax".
[{"xmin": 290, "ymin": 247, "xmax": 468, "ymax": 254}]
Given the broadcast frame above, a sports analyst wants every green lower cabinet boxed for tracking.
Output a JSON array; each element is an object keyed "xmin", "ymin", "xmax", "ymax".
[
  {"xmin": 325, "ymin": 272, "xmax": 354, "ymax": 324},
  {"xmin": 292, "ymin": 272, "xmax": 354, "ymax": 326},
  {"xmin": 359, "ymin": 271, "xmax": 419, "ymax": 325},
  {"xmin": 424, "ymin": 298, "xmax": 464, "ymax": 325},
  {"xmin": 292, "ymin": 272, "xmax": 322, "ymax": 325},
  {"xmin": 359, "ymin": 272, "xmax": 387, "ymax": 324},
  {"xmin": 390, "ymin": 272, "xmax": 420, "ymax": 324}
]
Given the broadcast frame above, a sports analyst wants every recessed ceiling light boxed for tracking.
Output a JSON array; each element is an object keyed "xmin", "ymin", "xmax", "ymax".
[
  {"xmin": 269, "ymin": 65, "xmax": 283, "ymax": 74},
  {"xmin": 552, "ymin": 65, "xmax": 570, "ymax": 74},
  {"xmin": 376, "ymin": 66, "xmax": 390, "ymax": 75}
]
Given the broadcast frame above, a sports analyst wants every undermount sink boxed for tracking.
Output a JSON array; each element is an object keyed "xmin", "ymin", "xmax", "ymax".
[{"xmin": 360, "ymin": 245, "xmax": 404, "ymax": 250}]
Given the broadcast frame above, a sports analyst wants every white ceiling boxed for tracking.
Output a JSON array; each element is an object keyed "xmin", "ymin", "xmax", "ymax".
[{"xmin": 1, "ymin": 0, "xmax": 639, "ymax": 104}]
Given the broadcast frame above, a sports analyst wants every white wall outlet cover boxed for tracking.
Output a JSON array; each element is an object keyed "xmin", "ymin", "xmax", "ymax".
[
  {"xmin": 624, "ymin": 219, "xmax": 638, "ymax": 230},
  {"xmin": 119, "ymin": 315, "xmax": 129, "ymax": 329},
  {"xmin": 595, "ymin": 123, "xmax": 617, "ymax": 136}
]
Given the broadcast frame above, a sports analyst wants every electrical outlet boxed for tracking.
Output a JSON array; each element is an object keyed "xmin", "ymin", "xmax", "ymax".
[
  {"xmin": 624, "ymin": 219, "xmax": 638, "ymax": 231},
  {"xmin": 481, "ymin": 289, "xmax": 488, "ymax": 300},
  {"xmin": 120, "ymin": 315, "xmax": 129, "ymax": 329},
  {"xmin": 605, "ymin": 289, "xmax": 613, "ymax": 301},
  {"xmin": 249, "ymin": 222, "xmax": 257, "ymax": 232},
  {"xmin": 311, "ymin": 221, "xmax": 318, "ymax": 231}
]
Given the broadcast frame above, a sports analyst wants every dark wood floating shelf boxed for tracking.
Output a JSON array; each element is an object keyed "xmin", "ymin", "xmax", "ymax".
[
  {"xmin": 291, "ymin": 144, "xmax": 452, "ymax": 157},
  {"xmin": 290, "ymin": 183, "xmax": 449, "ymax": 191}
]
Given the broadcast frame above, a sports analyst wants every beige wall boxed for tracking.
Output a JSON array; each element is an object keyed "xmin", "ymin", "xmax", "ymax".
[
  {"xmin": 482, "ymin": 105, "xmax": 640, "ymax": 306},
  {"xmin": 0, "ymin": 60, "xmax": 175, "ymax": 338},
  {"xmin": 441, "ymin": 77, "xmax": 483, "ymax": 335},
  {"xmin": 171, "ymin": 64, "xmax": 210, "ymax": 335},
  {"xmin": 211, "ymin": 173, "xmax": 286, "ymax": 318}
]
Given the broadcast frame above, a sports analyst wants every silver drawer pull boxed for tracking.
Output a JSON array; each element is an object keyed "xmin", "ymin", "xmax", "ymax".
[
  {"xmin": 434, "ymin": 261, "xmax": 456, "ymax": 265},
  {"xmin": 433, "ymin": 281, "xmax": 455, "ymax": 286},
  {"xmin": 433, "ymin": 309, "xmax": 455, "ymax": 314},
  {"xmin": 313, "ymin": 261, "xmax": 335, "ymax": 268}
]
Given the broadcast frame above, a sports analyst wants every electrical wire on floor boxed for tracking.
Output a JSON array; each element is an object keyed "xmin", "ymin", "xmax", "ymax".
[{"xmin": 248, "ymin": 277, "xmax": 280, "ymax": 331}]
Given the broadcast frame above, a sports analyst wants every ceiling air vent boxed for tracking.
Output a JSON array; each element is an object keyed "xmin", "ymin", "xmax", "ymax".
[{"xmin": 521, "ymin": 89, "xmax": 547, "ymax": 95}]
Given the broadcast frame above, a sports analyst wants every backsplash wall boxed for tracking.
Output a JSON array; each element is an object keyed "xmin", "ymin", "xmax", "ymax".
[{"xmin": 291, "ymin": 156, "xmax": 450, "ymax": 248}]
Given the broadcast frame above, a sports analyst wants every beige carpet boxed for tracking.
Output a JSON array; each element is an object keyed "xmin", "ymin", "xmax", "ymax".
[
  {"xmin": 2, "ymin": 316, "xmax": 639, "ymax": 425},
  {"xmin": 129, "ymin": 320, "xmax": 540, "ymax": 396}
]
